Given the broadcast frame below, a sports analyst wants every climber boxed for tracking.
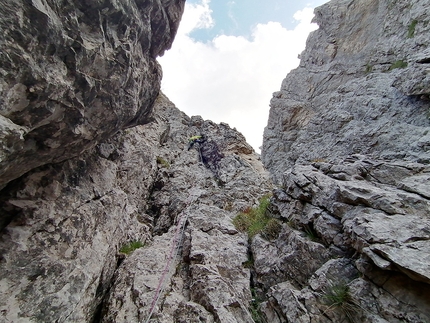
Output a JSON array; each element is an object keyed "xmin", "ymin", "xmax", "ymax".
[{"xmin": 187, "ymin": 134, "xmax": 207, "ymax": 151}]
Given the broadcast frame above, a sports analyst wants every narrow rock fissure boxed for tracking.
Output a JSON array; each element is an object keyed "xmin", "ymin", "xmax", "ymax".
[
  {"xmin": 417, "ymin": 57, "xmax": 430, "ymax": 64},
  {"xmin": 91, "ymin": 253, "xmax": 126, "ymax": 323}
]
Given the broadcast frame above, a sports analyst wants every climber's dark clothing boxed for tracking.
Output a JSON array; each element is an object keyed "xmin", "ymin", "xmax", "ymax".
[
  {"xmin": 199, "ymin": 140, "xmax": 224, "ymax": 176},
  {"xmin": 188, "ymin": 135, "xmax": 207, "ymax": 150},
  {"xmin": 187, "ymin": 135, "xmax": 224, "ymax": 177}
]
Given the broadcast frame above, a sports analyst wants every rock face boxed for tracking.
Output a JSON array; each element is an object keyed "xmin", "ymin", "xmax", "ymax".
[
  {"xmin": 0, "ymin": 0, "xmax": 185, "ymax": 189},
  {"xmin": 256, "ymin": 157, "xmax": 430, "ymax": 322},
  {"xmin": 0, "ymin": 92, "xmax": 271, "ymax": 322},
  {"xmin": 1, "ymin": 0, "xmax": 430, "ymax": 322},
  {"xmin": 98, "ymin": 96, "xmax": 272, "ymax": 323},
  {"xmin": 262, "ymin": 0, "xmax": 430, "ymax": 178},
  {"xmin": 259, "ymin": 0, "xmax": 430, "ymax": 322}
]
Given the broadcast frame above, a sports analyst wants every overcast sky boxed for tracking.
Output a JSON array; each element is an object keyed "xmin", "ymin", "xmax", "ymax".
[{"xmin": 158, "ymin": 0, "xmax": 329, "ymax": 152}]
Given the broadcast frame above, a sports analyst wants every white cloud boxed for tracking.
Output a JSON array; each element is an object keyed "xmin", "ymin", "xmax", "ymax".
[
  {"xmin": 158, "ymin": 2, "xmax": 318, "ymax": 152},
  {"xmin": 179, "ymin": 0, "xmax": 214, "ymax": 34}
]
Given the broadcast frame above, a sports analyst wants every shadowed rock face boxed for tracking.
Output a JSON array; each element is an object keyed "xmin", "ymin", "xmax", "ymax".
[{"xmin": 0, "ymin": 0, "xmax": 185, "ymax": 189}]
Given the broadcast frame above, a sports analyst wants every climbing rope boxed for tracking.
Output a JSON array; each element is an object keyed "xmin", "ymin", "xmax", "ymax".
[
  {"xmin": 197, "ymin": 143, "xmax": 204, "ymax": 163},
  {"xmin": 144, "ymin": 196, "xmax": 195, "ymax": 323}
]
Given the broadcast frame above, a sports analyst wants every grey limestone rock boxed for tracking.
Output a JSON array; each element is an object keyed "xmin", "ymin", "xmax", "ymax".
[
  {"xmin": 259, "ymin": 0, "xmax": 430, "ymax": 321},
  {"xmin": 0, "ymin": 93, "xmax": 272, "ymax": 322},
  {"xmin": 99, "ymin": 96, "xmax": 271, "ymax": 323},
  {"xmin": 1, "ymin": 0, "xmax": 430, "ymax": 321},
  {"xmin": 262, "ymin": 0, "xmax": 430, "ymax": 181},
  {"xmin": 0, "ymin": 0, "xmax": 185, "ymax": 189},
  {"xmin": 261, "ymin": 156, "xmax": 430, "ymax": 322}
]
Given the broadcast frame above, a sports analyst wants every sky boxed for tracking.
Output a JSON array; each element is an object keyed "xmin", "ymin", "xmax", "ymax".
[{"xmin": 158, "ymin": 0, "xmax": 329, "ymax": 152}]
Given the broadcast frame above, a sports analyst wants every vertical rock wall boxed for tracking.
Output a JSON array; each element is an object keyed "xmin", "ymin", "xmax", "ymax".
[
  {"xmin": 1, "ymin": 0, "xmax": 430, "ymax": 322},
  {"xmin": 0, "ymin": 92, "xmax": 272, "ymax": 322},
  {"xmin": 262, "ymin": 0, "xmax": 430, "ymax": 178},
  {"xmin": 258, "ymin": 0, "xmax": 430, "ymax": 322}
]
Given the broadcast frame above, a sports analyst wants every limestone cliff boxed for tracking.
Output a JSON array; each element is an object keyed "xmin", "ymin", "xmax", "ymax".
[
  {"xmin": 260, "ymin": 0, "xmax": 430, "ymax": 322},
  {"xmin": 263, "ymin": 0, "xmax": 430, "ymax": 176},
  {"xmin": 1, "ymin": 0, "xmax": 430, "ymax": 322},
  {"xmin": 0, "ymin": 92, "xmax": 271, "ymax": 322}
]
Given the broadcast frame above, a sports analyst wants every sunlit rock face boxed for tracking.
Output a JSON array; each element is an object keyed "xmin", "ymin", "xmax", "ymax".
[
  {"xmin": 259, "ymin": 0, "xmax": 430, "ymax": 321},
  {"xmin": 262, "ymin": 0, "xmax": 430, "ymax": 180},
  {"xmin": 0, "ymin": 93, "xmax": 271, "ymax": 322},
  {"xmin": 0, "ymin": 0, "xmax": 185, "ymax": 189}
]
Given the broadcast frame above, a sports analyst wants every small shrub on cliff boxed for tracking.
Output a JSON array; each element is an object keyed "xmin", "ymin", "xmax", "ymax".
[
  {"xmin": 233, "ymin": 195, "xmax": 281, "ymax": 240},
  {"xmin": 262, "ymin": 218, "xmax": 282, "ymax": 240},
  {"xmin": 322, "ymin": 282, "xmax": 361, "ymax": 322},
  {"xmin": 408, "ymin": 19, "xmax": 418, "ymax": 38},
  {"xmin": 250, "ymin": 288, "xmax": 266, "ymax": 323},
  {"xmin": 233, "ymin": 212, "xmax": 252, "ymax": 232},
  {"xmin": 156, "ymin": 156, "xmax": 170, "ymax": 168},
  {"xmin": 119, "ymin": 240, "xmax": 144, "ymax": 255},
  {"xmin": 389, "ymin": 60, "xmax": 408, "ymax": 70}
]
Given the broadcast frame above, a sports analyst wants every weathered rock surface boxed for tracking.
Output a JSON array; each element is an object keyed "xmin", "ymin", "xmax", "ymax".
[
  {"xmin": 0, "ymin": 0, "xmax": 185, "ymax": 189},
  {"xmin": 0, "ymin": 94, "xmax": 271, "ymax": 322},
  {"xmin": 259, "ymin": 0, "xmax": 430, "ymax": 322},
  {"xmin": 257, "ymin": 156, "xmax": 430, "ymax": 322},
  {"xmin": 2, "ymin": 0, "xmax": 430, "ymax": 322},
  {"xmin": 100, "ymin": 95, "xmax": 271, "ymax": 323},
  {"xmin": 262, "ymin": 0, "xmax": 430, "ymax": 179},
  {"xmin": 0, "ymin": 101, "xmax": 162, "ymax": 322}
]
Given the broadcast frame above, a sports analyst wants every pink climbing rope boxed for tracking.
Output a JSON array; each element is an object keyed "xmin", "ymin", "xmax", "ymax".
[{"xmin": 144, "ymin": 197, "xmax": 193, "ymax": 323}]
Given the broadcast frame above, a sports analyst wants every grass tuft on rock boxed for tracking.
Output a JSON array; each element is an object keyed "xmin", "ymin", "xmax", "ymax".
[
  {"xmin": 233, "ymin": 195, "xmax": 281, "ymax": 240},
  {"xmin": 389, "ymin": 60, "xmax": 408, "ymax": 70},
  {"xmin": 249, "ymin": 288, "xmax": 266, "ymax": 323},
  {"xmin": 322, "ymin": 282, "xmax": 362, "ymax": 322},
  {"xmin": 408, "ymin": 19, "xmax": 418, "ymax": 38},
  {"xmin": 119, "ymin": 240, "xmax": 144, "ymax": 255},
  {"xmin": 156, "ymin": 156, "xmax": 170, "ymax": 168}
]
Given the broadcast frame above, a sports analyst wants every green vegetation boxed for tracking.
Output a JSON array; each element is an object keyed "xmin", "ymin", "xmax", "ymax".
[
  {"xmin": 233, "ymin": 195, "xmax": 281, "ymax": 240},
  {"xmin": 389, "ymin": 60, "xmax": 408, "ymax": 70},
  {"xmin": 322, "ymin": 282, "xmax": 361, "ymax": 322},
  {"xmin": 242, "ymin": 252, "xmax": 255, "ymax": 268},
  {"xmin": 242, "ymin": 258, "xmax": 254, "ymax": 269},
  {"xmin": 303, "ymin": 224, "xmax": 319, "ymax": 242},
  {"xmin": 250, "ymin": 302, "xmax": 263, "ymax": 323},
  {"xmin": 249, "ymin": 288, "xmax": 266, "ymax": 323},
  {"xmin": 156, "ymin": 156, "xmax": 170, "ymax": 168},
  {"xmin": 286, "ymin": 218, "xmax": 298, "ymax": 230},
  {"xmin": 365, "ymin": 63, "xmax": 373, "ymax": 74},
  {"xmin": 119, "ymin": 240, "xmax": 144, "ymax": 255},
  {"xmin": 263, "ymin": 218, "xmax": 283, "ymax": 240},
  {"xmin": 408, "ymin": 19, "xmax": 418, "ymax": 38}
]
